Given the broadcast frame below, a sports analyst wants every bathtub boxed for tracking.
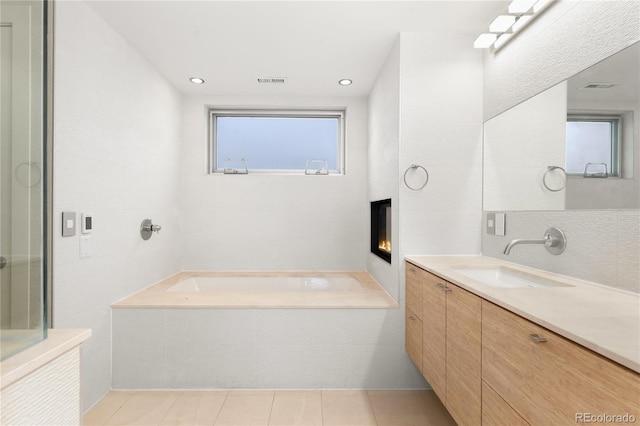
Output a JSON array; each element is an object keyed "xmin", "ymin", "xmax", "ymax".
[
  {"xmin": 110, "ymin": 272, "xmax": 415, "ymax": 391},
  {"xmin": 114, "ymin": 271, "xmax": 397, "ymax": 309},
  {"xmin": 167, "ymin": 275, "xmax": 363, "ymax": 292}
]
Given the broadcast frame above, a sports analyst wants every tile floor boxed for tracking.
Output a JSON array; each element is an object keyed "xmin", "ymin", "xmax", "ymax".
[{"xmin": 83, "ymin": 390, "xmax": 456, "ymax": 426}]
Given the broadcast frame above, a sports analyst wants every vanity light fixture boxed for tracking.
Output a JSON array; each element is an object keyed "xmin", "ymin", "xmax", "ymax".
[
  {"xmin": 474, "ymin": 0, "xmax": 554, "ymax": 52},
  {"xmin": 189, "ymin": 77, "xmax": 205, "ymax": 84},
  {"xmin": 338, "ymin": 79, "xmax": 353, "ymax": 86},
  {"xmin": 489, "ymin": 15, "xmax": 517, "ymax": 33}
]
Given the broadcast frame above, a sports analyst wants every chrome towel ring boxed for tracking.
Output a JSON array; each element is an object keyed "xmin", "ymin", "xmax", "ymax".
[
  {"xmin": 403, "ymin": 164, "xmax": 429, "ymax": 191},
  {"xmin": 542, "ymin": 166, "xmax": 566, "ymax": 192}
]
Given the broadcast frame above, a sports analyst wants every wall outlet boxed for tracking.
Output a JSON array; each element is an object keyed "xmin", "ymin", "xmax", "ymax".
[{"xmin": 80, "ymin": 235, "xmax": 91, "ymax": 258}]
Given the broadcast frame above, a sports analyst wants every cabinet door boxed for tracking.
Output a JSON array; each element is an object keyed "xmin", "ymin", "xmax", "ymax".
[
  {"xmin": 483, "ymin": 300, "xmax": 640, "ymax": 425},
  {"xmin": 421, "ymin": 270, "xmax": 447, "ymax": 401},
  {"xmin": 405, "ymin": 307, "xmax": 423, "ymax": 373},
  {"xmin": 405, "ymin": 263, "xmax": 423, "ymax": 320},
  {"xmin": 445, "ymin": 283, "xmax": 482, "ymax": 426},
  {"xmin": 482, "ymin": 380, "xmax": 529, "ymax": 426}
]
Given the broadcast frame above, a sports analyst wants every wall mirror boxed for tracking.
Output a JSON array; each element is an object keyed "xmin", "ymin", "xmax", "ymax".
[{"xmin": 483, "ymin": 42, "xmax": 639, "ymax": 211}]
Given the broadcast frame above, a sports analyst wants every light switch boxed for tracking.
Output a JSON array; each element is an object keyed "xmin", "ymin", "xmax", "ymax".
[
  {"xmin": 62, "ymin": 212, "xmax": 76, "ymax": 237},
  {"xmin": 486, "ymin": 213, "xmax": 496, "ymax": 235}
]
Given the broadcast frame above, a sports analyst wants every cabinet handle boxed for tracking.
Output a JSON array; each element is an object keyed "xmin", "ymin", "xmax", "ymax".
[
  {"xmin": 409, "ymin": 268, "xmax": 416, "ymax": 272},
  {"xmin": 409, "ymin": 316, "xmax": 416, "ymax": 320},
  {"xmin": 436, "ymin": 282, "xmax": 452, "ymax": 292},
  {"xmin": 528, "ymin": 333, "xmax": 547, "ymax": 343}
]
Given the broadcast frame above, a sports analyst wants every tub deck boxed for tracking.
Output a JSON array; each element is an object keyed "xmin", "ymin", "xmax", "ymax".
[{"xmin": 112, "ymin": 271, "xmax": 398, "ymax": 309}]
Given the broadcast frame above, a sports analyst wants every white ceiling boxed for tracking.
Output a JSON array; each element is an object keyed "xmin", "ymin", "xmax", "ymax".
[{"xmin": 87, "ymin": 0, "xmax": 506, "ymax": 97}]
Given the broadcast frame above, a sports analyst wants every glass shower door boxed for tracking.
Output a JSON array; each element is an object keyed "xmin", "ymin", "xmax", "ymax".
[{"xmin": 0, "ymin": 0, "xmax": 47, "ymax": 360}]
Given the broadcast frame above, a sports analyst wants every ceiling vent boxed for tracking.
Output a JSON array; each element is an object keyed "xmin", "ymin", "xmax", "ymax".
[
  {"xmin": 581, "ymin": 82, "xmax": 617, "ymax": 89},
  {"xmin": 257, "ymin": 77, "xmax": 287, "ymax": 84}
]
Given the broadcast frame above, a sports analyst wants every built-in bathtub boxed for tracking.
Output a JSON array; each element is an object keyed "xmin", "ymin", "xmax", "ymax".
[
  {"xmin": 110, "ymin": 271, "xmax": 425, "ymax": 391},
  {"xmin": 114, "ymin": 271, "xmax": 397, "ymax": 308},
  {"xmin": 167, "ymin": 275, "xmax": 364, "ymax": 292}
]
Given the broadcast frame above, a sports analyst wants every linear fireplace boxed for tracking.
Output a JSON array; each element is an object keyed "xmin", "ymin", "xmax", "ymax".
[{"xmin": 370, "ymin": 199, "xmax": 391, "ymax": 263}]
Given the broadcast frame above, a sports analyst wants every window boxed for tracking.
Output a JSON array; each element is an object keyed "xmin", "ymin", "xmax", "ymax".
[
  {"xmin": 209, "ymin": 110, "xmax": 344, "ymax": 174},
  {"xmin": 566, "ymin": 115, "xmax": 621, "ymax": 177}
]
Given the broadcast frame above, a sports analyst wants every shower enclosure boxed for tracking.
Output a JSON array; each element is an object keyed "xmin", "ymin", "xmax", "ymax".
[{"xmin": 0, "ymin": 0, "xmax": 48, "ymax": 360}]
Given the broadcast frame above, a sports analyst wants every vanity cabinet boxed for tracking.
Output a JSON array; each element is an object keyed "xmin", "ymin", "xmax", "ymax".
[
  {"xmin": 405, "ymin": 262, "xmax": 482, "ymax": 426},
  {"xmin": 405, "ymin": 265, "xmax": 424, "ymax": 372},
  {"xmin": 405, "ymin": 261, "xmax": 640, "ymax": 426},
  {"xmin": 482, "ymin": 300, "xmax": 640, "ymax": 425}
]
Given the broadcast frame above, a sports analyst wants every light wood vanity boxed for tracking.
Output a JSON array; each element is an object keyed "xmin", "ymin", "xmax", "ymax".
[{"xmin": 405, "ymin": 258, "xmax": 640, "ymax": 426}]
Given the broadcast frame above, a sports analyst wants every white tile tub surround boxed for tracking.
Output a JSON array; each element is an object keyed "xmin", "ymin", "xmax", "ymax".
[
  {"xmin": 53, "ymin": 1, "xmax": 182, "ymax": 412},
  {"xmin": 481, "ymin": 210, "xmax": 640, "ymax": 293},
  {"xmin": 111, "ymin": 308, "xmax": 426, "ymax": 390}
]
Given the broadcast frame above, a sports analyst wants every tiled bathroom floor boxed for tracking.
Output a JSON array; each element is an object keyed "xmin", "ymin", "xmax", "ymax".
[{"xmin": 83, "ymin": 389, "xmax": 456, "ymax": 425}]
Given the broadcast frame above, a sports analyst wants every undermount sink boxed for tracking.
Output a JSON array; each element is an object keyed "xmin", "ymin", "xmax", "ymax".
[{"xmin": 452, "ymin": 267, "xmax": 573, "ymax": 289}]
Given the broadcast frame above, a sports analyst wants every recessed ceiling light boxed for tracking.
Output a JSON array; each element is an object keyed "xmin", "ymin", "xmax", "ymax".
[
  {"xmin": 338, "ymin": 79, "xmax": 353, "ymax": 86},
  {"xmin": 189, "ymin": 77, "xmax": 205, "ymax": 84}
]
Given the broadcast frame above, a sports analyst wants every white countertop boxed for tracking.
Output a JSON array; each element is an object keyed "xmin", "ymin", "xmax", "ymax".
[{"xmin": 405, "ymin": 255, "xmax": 640, "ymax": 373}]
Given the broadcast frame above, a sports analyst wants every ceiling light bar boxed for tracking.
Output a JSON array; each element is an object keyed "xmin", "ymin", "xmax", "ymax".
[
  {"xmin": 508, "ymin": 0, "xmax": 537, "ymax": 14},
  {"xmin": 474, "ymin": 0, "xmax": 555, "ymax": 52},
  {"xmin": 474, "ymin": 34, "xmax": 498, "ymax": 49},
  {"xmin": 489, "ymin": 15, "xmax": 516, "ymax": 33}
]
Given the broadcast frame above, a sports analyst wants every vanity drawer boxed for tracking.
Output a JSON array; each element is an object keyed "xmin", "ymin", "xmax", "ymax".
[
  {"xmin": 482, "ymin": 300, "xmax": 640, "ymax": 425},
  {"xmin": 482, "ymin": 380, "xmax": 528, "ymax": 426}
]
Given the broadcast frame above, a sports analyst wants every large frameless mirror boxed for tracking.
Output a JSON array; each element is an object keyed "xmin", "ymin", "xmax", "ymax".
[{"xmin": 483, "ymin": 42, "xmax": 639, "ymax": 211}]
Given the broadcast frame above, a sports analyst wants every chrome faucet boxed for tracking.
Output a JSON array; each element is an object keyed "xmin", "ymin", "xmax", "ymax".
[{"xmin": 503, "ymin": 227, "xmax": 567, "ymax": 255}]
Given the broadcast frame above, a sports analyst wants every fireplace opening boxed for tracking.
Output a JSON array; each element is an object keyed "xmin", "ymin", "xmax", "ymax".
[{"xmin": 371, "ymin": 199, "xmax": 391, "ymax": 263}]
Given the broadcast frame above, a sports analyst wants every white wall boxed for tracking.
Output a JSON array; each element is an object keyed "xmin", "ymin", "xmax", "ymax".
[
  {"xmin": 367, "ymin": 33, "xmax": 484, "ymax": 303},
  {"xmin": 367, "ymin": 38, "xmax": 401, "ymax": 299},
  {"xmin": 53, "ymin": 1, "xmax": 182, "ymax": 410},
  {"xmin": 481, "ymin": 0, "xmax": 640, "ymax": 293},
  {"xmin": 179, "ymin": 96, "xmax": 368, "ymax": 272},
  {"xmin": 398, "ymin": 32, "xmax": 484, "ymax": 301}
]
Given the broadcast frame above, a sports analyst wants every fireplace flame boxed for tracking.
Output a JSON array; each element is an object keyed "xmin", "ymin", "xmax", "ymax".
[{"xmin": 379, "ymin": 240, "xmax": 391, "ymax": 253}]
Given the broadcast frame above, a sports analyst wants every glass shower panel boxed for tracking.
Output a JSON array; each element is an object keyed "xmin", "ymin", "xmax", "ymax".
[{"xmin": 0, "ymin": 0, "xmax": 47, "ymax": 360}]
